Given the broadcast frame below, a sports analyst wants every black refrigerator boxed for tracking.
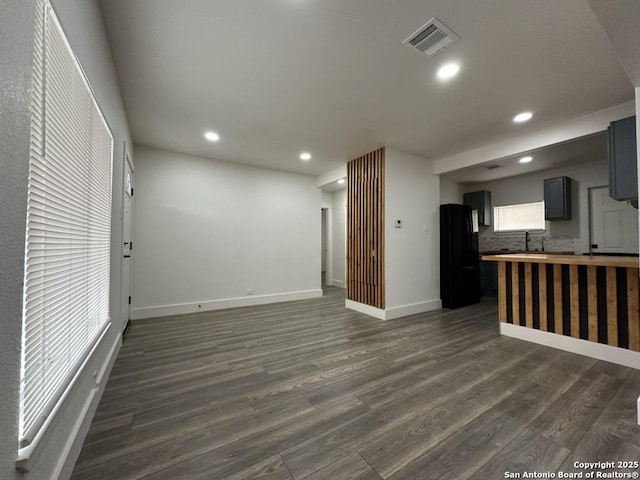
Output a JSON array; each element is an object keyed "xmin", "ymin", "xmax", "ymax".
[{"xmin": 440, "ymin": 204, "xmax": 480, "ymax": 309}]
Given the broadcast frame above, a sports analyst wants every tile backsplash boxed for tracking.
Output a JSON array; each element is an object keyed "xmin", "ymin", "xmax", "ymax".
[{"xmin": 478, "ymin": 229, "xmax": 577, "ymax": 253}]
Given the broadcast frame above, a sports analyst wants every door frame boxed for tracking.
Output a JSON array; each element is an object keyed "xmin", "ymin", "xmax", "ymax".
[{"xmin": 121, "ymin": 143, "xmax": 135, "ymax": 335}]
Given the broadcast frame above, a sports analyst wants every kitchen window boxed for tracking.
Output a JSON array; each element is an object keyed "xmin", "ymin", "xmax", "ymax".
[{"xmin": 493, "ymin": 201, "xmax": 545, "ymax": 232}]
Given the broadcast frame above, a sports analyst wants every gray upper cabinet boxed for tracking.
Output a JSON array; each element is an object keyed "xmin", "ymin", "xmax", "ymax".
[
  {"xmin": 608, "ymin": 116, "xmax": 638, "ymax": 201},
  {"xmin": 463, "ymin": 190, "xmax": 491, "ymax": 225},
  {"xmin": 544, "ymin": 176, "xmax": 571, "ymax": 220}
]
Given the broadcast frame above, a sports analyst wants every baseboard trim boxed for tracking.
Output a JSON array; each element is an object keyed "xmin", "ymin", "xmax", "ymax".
[
  {"xmin": 330, "ymin": 279, "xmax": 345, "ymax": 288},
  {"xmin": 132, "ymin": 289, "xmax": 324, "ymax": 320},
  {"xmin": 346, "ymin": 299, "xmax": 442, "ymax": 320},
  {"xmin": 384, "ymin": 299, "xmax": 442, "ymax": 320},
  {"xmin": 345, "ymin": 300, "xmax": 386, "ymax": 319},
  {"xmin": 500, "ymin": 322, "xmax": 640, "ymax": 370}
]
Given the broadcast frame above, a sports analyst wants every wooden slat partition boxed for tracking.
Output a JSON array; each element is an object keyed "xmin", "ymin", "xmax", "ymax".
[
  {"xmin": 347, "ymin": 147, "xmax": 385, "ymax": 309},
  {"xmin": 488, "ymin": 255, "xmax": 640, "ymax": 353}
]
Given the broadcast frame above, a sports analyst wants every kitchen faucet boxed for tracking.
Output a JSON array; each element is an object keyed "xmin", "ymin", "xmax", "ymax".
[{"xmin": 525, "ymin": 231, "xmax": 530, "ymax": 251}]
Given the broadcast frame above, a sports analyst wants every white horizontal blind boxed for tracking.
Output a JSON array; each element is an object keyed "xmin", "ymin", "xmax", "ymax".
[
  {"xmin": 20, "ymin": 0, "xmax": 113, "ymax": 446},
  {"xmin": 494, "ymin": 201, "xmax": 545, "ymax": 232}
]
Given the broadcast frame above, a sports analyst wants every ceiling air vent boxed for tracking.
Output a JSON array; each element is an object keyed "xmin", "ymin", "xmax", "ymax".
[
  {"xmin": 485, "ymin": 164, "xmax": 501, "ymax": 170},
  {"xmin": 403, "ymin": 18, "xmax": 460, "ymax": 58}
]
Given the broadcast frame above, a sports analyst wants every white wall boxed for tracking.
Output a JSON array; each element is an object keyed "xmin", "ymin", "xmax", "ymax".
[
  {"xmin": 1, "ymin": 0, "xmax": 132, "ymax": 478},
  {"xmin": 461, "ymin": 159, "xmax": 610, "ymax": 254},
  {"xmin": 331, "ymin": 189, "xmax": 347, "ymax": 287},
  {"xmin": 132, "ymin": 146, "xmax": 322, "ymax": 318},
  {"xmin": 0, "ymin": 1, "xmax": 37, "ymax": 478},
  {"xmin": 384, "ymin": 148, "xmax": 441, "ymax": 316},
  {"xmin": 440, "ymin": 178, "xmax": 463, "ymax": 205}
]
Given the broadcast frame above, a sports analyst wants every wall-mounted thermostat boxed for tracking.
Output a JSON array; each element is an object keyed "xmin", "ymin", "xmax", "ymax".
[{"xmin": 395, "ymin": 219, "xmax": 402, "ymax": 228}]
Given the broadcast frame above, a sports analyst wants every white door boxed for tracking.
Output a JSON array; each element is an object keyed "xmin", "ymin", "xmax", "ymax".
[
  {"xmin": 121, "ymin": 153, "xmax": 134, "ymax": 332},
  {"xmin": 590, "ymin": 186, "xmax": 639, "ymax": 254}
]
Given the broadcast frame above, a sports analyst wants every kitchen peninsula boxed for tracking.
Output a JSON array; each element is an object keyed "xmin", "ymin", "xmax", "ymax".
[{"xmin": 482, "ymin": 253, "xmax": 640, "ymax": 367}]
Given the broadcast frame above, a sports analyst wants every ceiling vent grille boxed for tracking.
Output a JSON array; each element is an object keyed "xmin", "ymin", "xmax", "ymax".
[{"xmin": 403, "ymin": 18, "xmax": 460, "ymax": 58}]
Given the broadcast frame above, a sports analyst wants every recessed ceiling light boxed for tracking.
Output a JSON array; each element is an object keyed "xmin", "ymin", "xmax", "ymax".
[
  {"xmin": 513, "ymin": 112, "xmax": 533, "ymax": 123},
  {"xmin": 204, "ymin": 131, "xmax": 220, "ymax": 142},
  {"xmin": 437, "ymin": 63, "xmax": 460, "ymax": 80},
  {"xmin": 300, "ymin": 152, "xmax": 311, "ymax": 161},
  {"xmin": 337, "ymin": 179, "xmax": 345, "ymax": 184},
  {"xmin": 519, "ymin": 156, "xmax": 533, "ymax": 164}
]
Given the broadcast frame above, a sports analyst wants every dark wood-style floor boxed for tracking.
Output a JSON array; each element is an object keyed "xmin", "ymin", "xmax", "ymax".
[{"xmin": 72, "ymin": 287, "xmax": 640, "ymax": 480}]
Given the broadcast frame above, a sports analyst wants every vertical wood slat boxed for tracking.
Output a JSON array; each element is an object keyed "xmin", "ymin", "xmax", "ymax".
[
  {"xmin": 606, "ymin": 267, "xmax": 618, "ymax": 347},
  {"xmin": 346, "ymin": 147, "xmax": 385, "ymax": 309},
  {"xmin": 498, "ymin": 262, "xmax": 507, "ymax": 322},
  {"xmin": 524, "ymin": 263, "xmax": 533, "ymax": 328},
  {"xmin": 569, "ymin": 265, "xmax": 579, "ymax": 338},
  {"xmin": 627, "ymin": 269, "xmax": 639, "ymax": 352},
  {"xmin": 587, "ymin": 266, "xmax": 598, "ymax": 342},
  {"xmin": 553, "ymin": 264, "xmax": 562, "ymax": 335},
  {"xmin": 511, "ymin": 263, "xmax": 520, "ymax": 324},
  {"xmin": 538, "ymin": 264, "xmax": 547, "ymax": 331}
]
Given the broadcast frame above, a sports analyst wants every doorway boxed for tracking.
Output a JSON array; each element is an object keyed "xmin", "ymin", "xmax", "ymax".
[
  {"xmin": 121, "ymin": 150, "xmax": 135, "ymax": 333},
  {"xmin": 589, "ymin": 185, "xmax": 639, "ymax": 254}
]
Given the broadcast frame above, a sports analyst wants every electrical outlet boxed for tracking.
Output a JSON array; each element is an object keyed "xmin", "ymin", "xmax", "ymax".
[{"xmin": 247, "ymin": 289, "xmax": 254, "ymax": 295}]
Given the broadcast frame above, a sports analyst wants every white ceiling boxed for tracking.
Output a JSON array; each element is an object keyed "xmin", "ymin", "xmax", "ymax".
[{"xmin": 98, "ymin": 0, "xmax": 634, "ymax": 176}]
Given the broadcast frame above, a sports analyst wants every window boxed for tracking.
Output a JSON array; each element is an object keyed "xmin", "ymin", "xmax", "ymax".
[
  {"xmin": 20, "ymin": 0, "xmax": 113, "ymax": 447},
  {"xmin": 493, "ymin": 201, "xmax": 545, "ymax": 232}
]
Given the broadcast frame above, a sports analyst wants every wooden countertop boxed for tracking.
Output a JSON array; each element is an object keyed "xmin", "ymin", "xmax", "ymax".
[
  {"xmin": 480, "ymin": 250, "xmax": 574, "ymax": 255},
  {"xmin": 481, "ymin": 253, "xmax": 639, "ymax": 268}
]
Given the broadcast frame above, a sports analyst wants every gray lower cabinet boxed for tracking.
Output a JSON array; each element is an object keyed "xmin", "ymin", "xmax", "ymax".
[
  {"xmin": 479, "ymin": 261, "xmax": 497, "ymax": 297},
  {"xmin": 544, "ymin": 176, "xmax": 571, "ymax": 220},
  {"xmin": 608, "ymin": 116, "xmax": 638, "ymax": 201}
]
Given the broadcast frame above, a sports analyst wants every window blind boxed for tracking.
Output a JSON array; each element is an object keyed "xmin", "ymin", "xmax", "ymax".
[
  {"xmin": 20, "ymin": 0, "xmax": 113, "ymax": 446},
  {"xmin": 493, "ymin": 201, "xmax": 545, "ymax": 232}
]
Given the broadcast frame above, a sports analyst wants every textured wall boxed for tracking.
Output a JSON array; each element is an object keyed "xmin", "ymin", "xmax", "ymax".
[
  {"xmin": 131, "ymin": 145, "xmax": 321, "ymax": 317},
  {"xmin": 0, "ymin": 1, "xmax": 38, "ymax": 479},
  {"xmin": 384, "ymin": 148, "xmax": 440, "ymax": 310}
]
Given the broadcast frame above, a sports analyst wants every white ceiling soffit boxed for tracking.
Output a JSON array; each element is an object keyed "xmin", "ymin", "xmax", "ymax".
[
  {"xmin": 403, "ymin": 17, "xmax": 460, "ymax": 58},
  {"xmin": 440, "ymin": 132, "xmax": 608, "ymax": 184}
]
